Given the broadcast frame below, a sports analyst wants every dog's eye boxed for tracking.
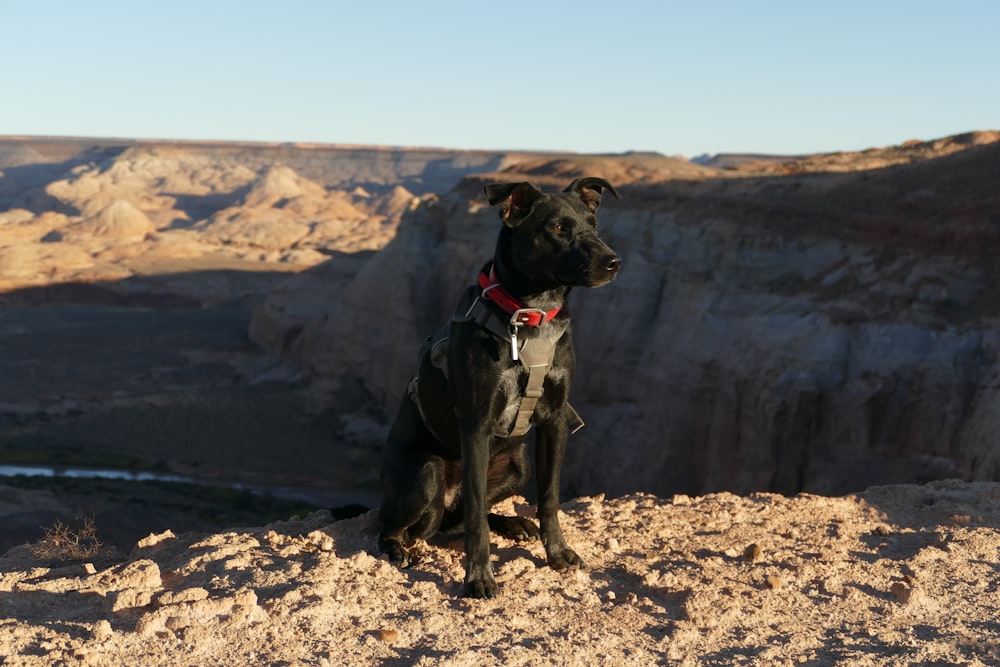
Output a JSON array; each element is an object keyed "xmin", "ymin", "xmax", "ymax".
[{"xmin": 550, "ymin": 222, "xmax": 564, "ymax": 234}]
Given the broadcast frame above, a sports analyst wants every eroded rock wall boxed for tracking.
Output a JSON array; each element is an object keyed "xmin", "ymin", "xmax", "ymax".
[{"xmin": 252, "ymin": 138, "xmax": 1000, "ymax": 497}]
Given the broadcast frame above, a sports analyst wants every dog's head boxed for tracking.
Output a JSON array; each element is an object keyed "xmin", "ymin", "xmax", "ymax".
[{"xmin": 484, "ymin": 177, "xmax": 622, "ymax": 288}]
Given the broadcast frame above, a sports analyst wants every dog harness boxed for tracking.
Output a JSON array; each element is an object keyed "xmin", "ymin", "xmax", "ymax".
[{"xmin": 408, "ymin": 262, "xmax": 584, "ymax": 438}]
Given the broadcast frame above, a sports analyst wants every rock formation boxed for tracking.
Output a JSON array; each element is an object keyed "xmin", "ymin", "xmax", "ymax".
[
  {"xmin": 251, "ymin": 132, "xmax": 1000, "ymax": 498},
  {"xmin": 3, "ymin": 133, "xmax": 999, "ymax": 666},
  {"xmin": 3, "ymin": 133, "xmax": 1000, "ymax": 502}
]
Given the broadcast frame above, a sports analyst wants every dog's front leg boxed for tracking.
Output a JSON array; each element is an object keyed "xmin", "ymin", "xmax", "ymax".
[
  {"xmin": 535, "ymin": 418, "xmax": 585, "ymax": 570},
  {"xmin": 460, "ymin": 422, "xmax": 499, "ymax": 598}
]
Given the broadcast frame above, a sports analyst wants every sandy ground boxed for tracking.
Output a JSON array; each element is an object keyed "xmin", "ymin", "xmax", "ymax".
[{"xmin": 1, "ymin": 479, "xmax": 998, "ymax": 666}]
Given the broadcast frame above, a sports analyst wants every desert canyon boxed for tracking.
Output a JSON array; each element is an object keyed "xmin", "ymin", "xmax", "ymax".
[{"xmin": 1, "ymin": 132, "xmax": 999, "ymax": 665}]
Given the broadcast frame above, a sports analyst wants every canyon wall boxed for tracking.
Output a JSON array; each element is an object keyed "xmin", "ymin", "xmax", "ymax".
[
  {"xmin": 251, "ymin": 133, "xmax": 1000, "ymax": 498},
  {"xmin": 5, "ymin": 133, "xmax": 999, "ymax": 500}
]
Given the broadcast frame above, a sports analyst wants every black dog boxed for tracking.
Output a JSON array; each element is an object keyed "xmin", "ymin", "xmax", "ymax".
[{"xmin": 378, "ymin": 177, "xmax": 621, "ymax": 598}]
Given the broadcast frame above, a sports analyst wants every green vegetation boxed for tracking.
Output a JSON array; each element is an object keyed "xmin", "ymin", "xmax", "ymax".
[{"xmin": 0, "ymin": 439, "xmax": 168, "ymax": 471}]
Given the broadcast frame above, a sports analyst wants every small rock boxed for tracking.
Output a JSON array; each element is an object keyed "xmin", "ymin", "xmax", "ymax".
[
  {"xmin": 377, "ymin": 628, "xmax": 399, "ymax": 643},
  {"xmin": 164, "ymin": 616, "xmax": 188, "ymax": 632},
  {"xmin": 157, "ymin": 587, "xmax": 210, "ymax": 605},
  {"xmin": 743, "ymin": 544, "xmax": 763, "ymax": 562},
  {"xmin": 765, "ymin": 575, "xmax": 783, "ymax": 590},
  {"xmin": 47, "ymin": 562, "xmax": 97, "ymax": 578},
  {"xmin": 263, "ymin": 530, "xmax": 288, "ymax": 547},
  {"xmin": 890, "ymin": 581, "xmax": 917, "ymax": 604},
  {"xmin": 91, "ymin": 619, "xmax": 113, "ymax": 641},
  {"xmin": 605, "ymin": 537, "xmax": 620, "ymax": 552},
  {"xmin": 307, "ymin": 530, "xmax": 335, "ymax": 552},
  {"xmin": 137, "ymin": 529, "xmax": 176, "ymax": 549},
  {"xmin": 107, "ymin": 589, "xmax": 154, "ymax": 613}
]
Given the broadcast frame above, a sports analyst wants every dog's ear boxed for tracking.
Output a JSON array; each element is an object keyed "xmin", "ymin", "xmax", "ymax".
[
  {"xmin": 565, "ymin": 177, "xmax": 621, "ymax": 213},
  {"xmin": 484, "ymin": 182, "xmax": 543, "ymax": 227}
]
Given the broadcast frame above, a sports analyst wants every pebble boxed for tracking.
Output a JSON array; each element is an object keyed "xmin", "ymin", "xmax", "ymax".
[
  {"xmin": 765, "ymin": 575, "xmax": 783, "ymax": 590},
  {"xmin": 157, "ymin": 586, "xmax": 210, "ymax": 605},
  {"xmin": 743, "ymin": 544, "xmax": 763, "ymax": 562},
  {"xmin": 91, "ymin": 619, "xmax": 113, "ymax": 641},
  {"xmin": 307, "ymin": 530, "xmax": 335, "ymax": 552},
  {"xmin": 890, "ymin": 581, "xmax": 913, "ymax": 604},
  {"xmin": 377, "ymin": 629, "xmax": 399, "ymax": 643}
]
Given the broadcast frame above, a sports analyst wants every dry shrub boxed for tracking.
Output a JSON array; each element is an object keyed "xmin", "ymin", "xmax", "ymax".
[{"xmin": 28, "ymin": 517, "xmax": 103, "ymax": 561}]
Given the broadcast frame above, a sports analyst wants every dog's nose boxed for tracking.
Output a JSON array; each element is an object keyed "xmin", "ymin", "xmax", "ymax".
[{"xmin": 602, "ymin": 254, "xmax": 622, "ymax": 273}]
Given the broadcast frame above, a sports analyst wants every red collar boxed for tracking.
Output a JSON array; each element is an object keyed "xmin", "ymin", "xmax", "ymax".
[{"xmin": 477, "ymin": 264, "xmax": 560, "ymax": 327}]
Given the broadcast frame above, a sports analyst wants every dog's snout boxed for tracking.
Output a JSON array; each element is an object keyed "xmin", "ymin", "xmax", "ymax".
[{"xmin": 602, "ymin": 254, "xmax": 622, "ymax": 273}]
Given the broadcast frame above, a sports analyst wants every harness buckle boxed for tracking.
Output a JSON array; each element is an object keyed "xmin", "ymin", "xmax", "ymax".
[
  {"xmin": 507, "ymin": 310, "xmax": 546, "ymax": 362},
  {"xmin": 510, "ymin": 308, "xmax": 548, "ymax": 327},
  {"xmin": 509, "ymin": 321, "xmax": 521, "ymax": 362}
]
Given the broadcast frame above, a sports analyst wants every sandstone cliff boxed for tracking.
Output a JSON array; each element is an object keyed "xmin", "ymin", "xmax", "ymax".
[{"xmin": 251, "ymin": 132, "xmax": 1000, "ymax": 498}]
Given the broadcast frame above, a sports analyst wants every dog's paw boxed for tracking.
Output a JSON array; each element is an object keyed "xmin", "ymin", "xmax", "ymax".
[
  {"xmin": 488, "ymin": 514, "xmax": 540, "ymax": 542},
  {"xmin": 462, "ymin": 576, "xmax": 500, "ymax": 599},
  {"xmin": 380, "ymin": 539, "xmax": 416, "ymax": 569},
  {"xmin": 547, "ymin": 547, "xmax": 586, "ymax": 571}
]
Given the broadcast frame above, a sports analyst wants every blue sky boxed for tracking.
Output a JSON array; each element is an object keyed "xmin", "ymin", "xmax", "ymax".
[{"xmin": 2, "ymin": 1, "xmax": 997, "ymax": 157}]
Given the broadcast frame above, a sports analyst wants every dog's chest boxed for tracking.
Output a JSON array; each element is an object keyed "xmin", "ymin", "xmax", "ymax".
[{"xmin": 494, "ymin": 363, "xmax": 568, "ymax": 436}]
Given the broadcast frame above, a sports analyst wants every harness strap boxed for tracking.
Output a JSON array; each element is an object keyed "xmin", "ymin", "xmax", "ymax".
[
  {"xmin": 456, "ymin": 294, "xmax": 566, "ymax": 436},
  {"xmin": 409, "ymin": 278, "xmax": 585, "ymax": 438},
  {"xmin": 511, "ymin": 354, "xmax": 547, "ymax": 436}
]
